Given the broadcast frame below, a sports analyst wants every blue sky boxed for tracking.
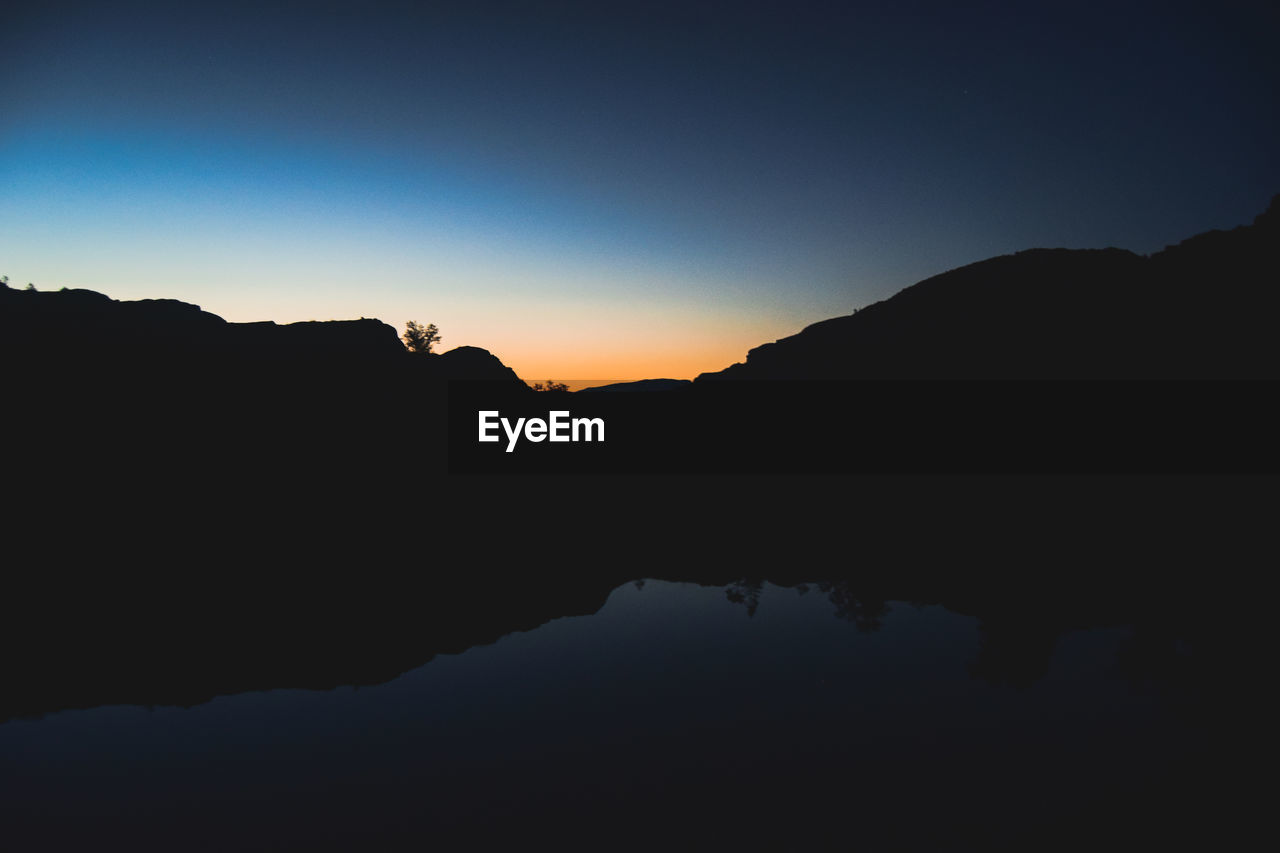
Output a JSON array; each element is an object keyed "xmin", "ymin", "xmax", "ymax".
[{"xmin": 3, "ymin": 1, "xmax": 1277, "ymax": 377}]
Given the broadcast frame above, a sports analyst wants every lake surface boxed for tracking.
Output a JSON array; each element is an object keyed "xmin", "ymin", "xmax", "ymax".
[{"xmin": 0, "ymin": 577, "xmax": 1228, "ymax": 850}]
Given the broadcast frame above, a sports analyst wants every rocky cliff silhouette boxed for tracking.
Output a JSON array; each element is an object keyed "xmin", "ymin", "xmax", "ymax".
[
  {"xmin": 0, "ymin": 285, "xmax": 524, "ymax": 381},
  {"xmin": 698, "ymin": 195, "xmax": 1280, "ymax": 380},
  {"xmin": 3, "ymin": 285, "xmax": 527, "ymax": 492}
]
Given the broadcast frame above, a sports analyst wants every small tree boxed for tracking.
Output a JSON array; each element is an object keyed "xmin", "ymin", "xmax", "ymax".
[
  {"xmin": 531, "ymin": 380, "xmax": 569, "ymax": 392},
  {"xmin": 403, "ymin": 321, "xmax": 441, "ymax": 354}
]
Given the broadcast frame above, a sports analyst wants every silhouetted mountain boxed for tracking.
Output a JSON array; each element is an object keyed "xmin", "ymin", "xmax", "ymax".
[
  {"xmin": 577, "ymin": 378, "xmax": 691, "ymax": 392},
  {"xmin": 697, "ymin": 195, "xmax": 1280, "ymax": 380},
  {"xmin": 0, "ymin": 286, "xmax": 522, "ymax": 377},
  {"xmin": 3, "ymin": 285, "xmax": 528, "ymax": 492},
  {"xmin": 421, "ymin": 345, "xmax": 525, "ymax": 383}
]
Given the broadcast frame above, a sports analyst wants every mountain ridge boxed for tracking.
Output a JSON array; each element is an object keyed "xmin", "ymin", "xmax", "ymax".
[
  {"xmin": 697, "ymin": 194, "xmax": 1279, "ymax": 380},
  {"xmin": 0, "ymin": 284, "xmax": 523, "ymax": 381}
]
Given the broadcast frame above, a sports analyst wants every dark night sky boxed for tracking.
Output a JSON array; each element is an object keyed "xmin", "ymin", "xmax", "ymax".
[{"xmin": 3, "ymin": 0, "xmax": 1277, "ymax": 378}]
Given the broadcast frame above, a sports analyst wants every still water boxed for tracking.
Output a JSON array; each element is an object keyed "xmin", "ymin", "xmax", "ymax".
[{"xmin": 0, "ymin": 578, "xmax": 1213, "ymax": 850}]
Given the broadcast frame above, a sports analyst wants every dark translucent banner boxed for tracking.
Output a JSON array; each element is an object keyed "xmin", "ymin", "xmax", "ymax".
[{"xmin": 447, "ymin": 380, "xmax": 1280, "ymax": 474}]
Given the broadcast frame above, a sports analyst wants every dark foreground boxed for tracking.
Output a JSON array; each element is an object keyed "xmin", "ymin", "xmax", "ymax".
[
  {"xmin": 3, "ymin": 201, "xmax": 1275, "ymax": 847},
  {"xmin": 2, "ymin": 474, "xmax": 1271, "ymax": 851}
]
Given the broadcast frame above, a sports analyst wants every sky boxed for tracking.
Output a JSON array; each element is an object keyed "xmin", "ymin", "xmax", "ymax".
[{"xmin": 3, "ymin": 0, "xmax": 1278, "ymax": 380}]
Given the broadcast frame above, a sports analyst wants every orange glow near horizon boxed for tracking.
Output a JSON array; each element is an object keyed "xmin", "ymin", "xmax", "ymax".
[
  {"xmin": 501, "ymin": 343, "xmax": 746, "ymax": 384},
  {"xmin": 470, "ymin": 321, "xmax": 765, "ymax": 382},
  {"xmin": 3, "ymin": 244, "xmax": 818, "ymax": 385},
  {"xmin": 0, "ymin": 148, "xmax": 837, "ymax": 387},
  {"xmin": 179, "ymin": 289, "xmax": 796, "ymax": 383}
]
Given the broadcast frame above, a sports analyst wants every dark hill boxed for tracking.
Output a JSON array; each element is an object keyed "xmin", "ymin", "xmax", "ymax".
[
  {"xmin": 3, "ymin": 286, "xmax": 528, "ymax": 503},
  {"xmin": 697, "ymin": 195, "xmax": 1280, "ymax": 380},
  {"xmin": 0, "ymin": 286, "xmax": 523, "ymax": 375},
  {"xmin": 423, "ymin": 345, "xmax": 525, "ymax": 383}
]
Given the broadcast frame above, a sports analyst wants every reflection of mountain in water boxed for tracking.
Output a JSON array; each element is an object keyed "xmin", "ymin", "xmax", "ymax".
[
  {"xmin": 2, "ymin": 562, "xmax": 1255, "ymax": 722},
  {"xmin": 2, "ymin": 567, "xmax": 1265, "ymax": 852}
]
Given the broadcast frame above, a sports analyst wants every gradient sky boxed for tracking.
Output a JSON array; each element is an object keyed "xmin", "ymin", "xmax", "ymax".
[{"xmin": 3, "ymin": 0, "xmax": 1278, "ymax": 379}]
